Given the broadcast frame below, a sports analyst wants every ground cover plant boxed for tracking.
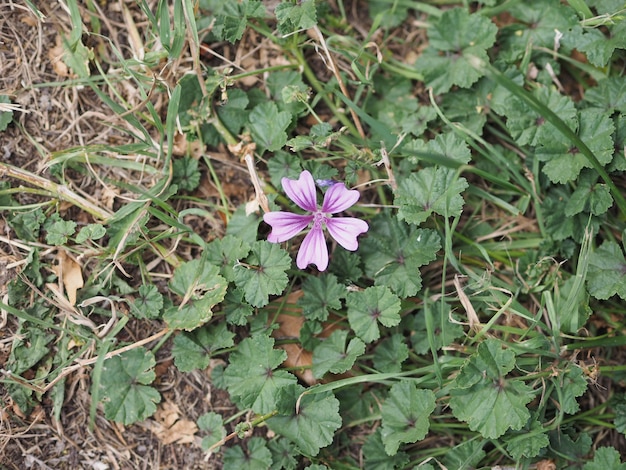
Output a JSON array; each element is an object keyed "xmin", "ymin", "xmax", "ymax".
[{"xmin": 1, "ymin": 0, "xmax": 626, "ymax": 468}]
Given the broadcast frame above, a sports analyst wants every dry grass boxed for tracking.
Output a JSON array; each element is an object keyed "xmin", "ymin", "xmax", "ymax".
[{"xmin": 0, "ymin": 1, "xmax": 242, "ymax": 468}]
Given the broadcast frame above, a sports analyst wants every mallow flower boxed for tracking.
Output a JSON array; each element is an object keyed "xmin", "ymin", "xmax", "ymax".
[{"xmin": 263, "ymin": 170, "xmax": 368, "ymax": 271}]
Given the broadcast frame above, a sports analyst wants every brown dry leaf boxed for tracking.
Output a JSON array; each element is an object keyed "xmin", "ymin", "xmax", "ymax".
[
  {"xmin": 172, "ymin": 131, "xmax": 204, "ymax": 158},
  {"xmin": 51, "ymin": 250, "xmax": 84, "ymax": 306},
  {"xmin": 267, "ymin": 291, "xmax": 350, "ymax": 384},
  {"xmin": 48, "ymin": 35, "xmax": 70, "ymax": 77},
  {"xmin": 536, "ymin": 460, "xmax": 556, "ymax": 470},
  {"xmin": 149, "ymin": 401, "xmax": 198, "ymax": 445}
]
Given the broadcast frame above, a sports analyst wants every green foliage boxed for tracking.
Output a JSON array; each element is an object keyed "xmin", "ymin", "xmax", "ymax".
[
  {"xmin": 131, "ymin": 284, "xmax": 164, "ymax": 319},
  {"xmin": 0, "ymin": 95, "xmax": 14, "ymax": 131},
  {"xmin": 536, "ymin": 110, "xmax": 615, "ymax": 184},
  {"xmin": 346, "ymin": 286, "xmax": 401, "ymax": 343},
  {"xmin": 312, "ymin": 329, "xmax": 365, "ymax": 378},
  {"xmin": 415, "ymin": 8, "xmax": 498, "ymax": 94},
  {"xmin": 298, "ymin": 273, "xmax": 344, "ymax": 321},
  {"xmin": 233, "ymin": 241, "xmax": 291, "ymax": 307},
  {"xmin": 587, "ymin": 240, "xmax": 626, "ymax": 300},
  {"xmin": 164, "ymin": 258, "xmax": 228, "ymax": 330},
  {"xmin": 223, "ymin": 437, "xmax": 273, "ymax": 470},
  {"xmin": 223, "ymin": 335, "xmax": 297, "ymax": 413},
  {"xmin": 583, "ymin": 447, "xmax": 626, "ymax": 469},
  {"xmin": 44, "ymin": 214, "xmax": 77, "ymax": 245},
  {"xmin": 361, "ymin": 214, "xmax": 440, "ymax": 298},
  {"xmin": 248, "ymin": 102, "xmax": 292, "ymax": 153},
  {"xmin": 172, "ymin": 322, "xmax": 234, "ymax": 372},
  {"xmin": 172, "ymin": 157, "xmax": 201, "ymax": 191},
  {"xmin": 380, "ymin": 381, "xmax": 436, "ymax": 455},
  {"xmin": 275, "ymin": 0, "xmax": 317, "ymax": 36},
  {"xmin": 395, "ymin": 167, "xmax": 468, "ymax": 225},
  {"xmin": 75, "ymin": 223, "xmax": 106, "ymax": 243},
  {"xmin": 99, "ymin": 348, "xmax": 161, "ymax": 425},
  {"xmin": 268, "ymin": 384, "xmax": 342, "ymax": 456},
  {"xmin": 198, "ymin": 411, "xmax": 227, "ymax": 451},
  {"xmin": 5, "ymin": 0, "xmax": 626, "ymax": 467},
  {"xmin": 450, "ymin": 339, "xmax": 534, "ymax": 439}
]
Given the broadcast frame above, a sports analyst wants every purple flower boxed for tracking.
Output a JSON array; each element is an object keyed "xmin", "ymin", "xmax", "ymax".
[{"xmin": 263, "ymin": 170, "xmax": 368, "ymax": 271}]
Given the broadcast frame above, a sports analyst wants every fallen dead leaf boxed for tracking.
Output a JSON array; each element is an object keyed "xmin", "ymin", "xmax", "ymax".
[
  {"xmin": 48, "ymin": 35, "xmax": 70, "ymax": 77},
  {"xmin": 147, "ymin": 401, "xmax": 198, "ymax": 445},
  {"xmin": 268, "ymin": 291, "xmax": 344, "ymax": 385},
  {"xmin": 51, "ymin": 250, "xmax": 84, "ymax": 306}
]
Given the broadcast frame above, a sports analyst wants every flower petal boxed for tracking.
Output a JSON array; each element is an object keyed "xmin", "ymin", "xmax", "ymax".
[
  {"xmin": 321, "ymin": 183, "xmax": 361, "ymax": 213},
  {"xmin": 326, "ymin": 217, "xmax": 369, "ymax": 251},
  {"xmin": 297, "ymin": 227, "xmax": 329, "ymax": 271},
  {"xmin": 264, "ymin": 212, "xmax": 313, "ymax": 243},
  {"xmin": 282, "ymin": 170, "xmax": 318, "ymax": 212}
]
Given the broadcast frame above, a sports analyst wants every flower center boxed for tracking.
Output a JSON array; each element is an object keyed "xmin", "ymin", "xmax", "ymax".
[{"xmin": 312, "ymin": 210, "xmax": 330, "ymax": 229}]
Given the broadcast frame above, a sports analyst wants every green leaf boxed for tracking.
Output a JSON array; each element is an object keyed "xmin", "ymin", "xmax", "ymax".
[
  {"xmin": 233, "ymin": 240, "xmax": 291, "ymax": 308},
  {"xmin": 346, "ymin": 286, "xmax": 401, "ymax": 343},
  {"xmin": 213, "ymin": 0, "xmax": 266, "ymax": 43},
  {"xmin": 373, "ymin": 334, "xmax": 409, "ymax": 373},
  {"xmin": 268, "ymin": 383, "xmax": 342, "ymax": 456},
  {"xmin": 415, "ymin": 8, "xmax": 497, "ymax": 94},
  {"xmin": 505, "ymin": 87, "xmax": 577, "ymax": 147},
  {"xmin": 584, "ymin": 76, "xmax": 626, "ymax": 115},
  {"xmin": 172, "ymin": 322, "xmax": 234, "ymax": 372},
  {"xmin": 395, "ymin": 167, "xmax": 469, "ymax": 225},
  {"xmin": 587, "ymin": 241, "xmax": 626, "ymax": 300},
  {"xmin": 380, "ymin": 381, "xmax": 436, "ymax": 455},
  {"xmin": 557, "ymin": 367, "xmax": 588, "ymax": 414},
  {"xmin": 575, "ymin": 21, "xmax": 626, "ymax": 67},
  {"xmin": 367, "ymin": 0, "xmax": 409, "ymax": 28},
  {"xmin": 299, "ymin": 274, "xmax": 344, "ymax": 321},
  {"xmin": 44, "ymin": 214, "xmax": 77, "ymax": 245},
  {"xmin": 225, "ymin": 205, "xmax": 261, "ymax": 245},
  {"xmin": 223, "ymin": 437, "xmax": 272, "ymax": 470},
  {"xmin": 442, "ymin": 440, "xmax": 486, "ymax": 469},
  {"xmin": 205, "ymin": 235, "xmax": 251, "ymax": 282},
  {"xmin": 268, "ymin": 438, "xmax": 298, "ymax": 470},
  {"xmin": 500, "ymin": 0, "xmax": 578, "ymax": 62},
  {"xmin": 61, "ymin": 3, "xmax": 93, "ymax": 79},
  {"xmin": 312, "ymin": 330, "xmax": 365, "ymax": 379},
  {"xmin": 164, "ymin": 258, "xmax": 228, "ymax": 330},
  {"xmin": 223, "ymin": 288, "xmax": 255, "ymax": 325},
  {"xmin": 7, "ymin": 207, "xmax": 45, "ymax": 242},
  {"xmin": 537, "ymin": 110, "xmax": 615, "ymax": 184},
  {"xmin": 275, "ymin": 0, "xmax": 317, "ymax": 36},
  {"xmin": 450, "ymin": 339, "xmax": 534, "ymax": 439},
  {"xmin": 583, "ymin": 447, "xmax": 626, "ymax": 469},
  {"xmin": 100, "ymin": 348, "xmax": 160, "ymax": 425},
  {"xmin": 172, "ymin": 157, "xmax": 201, "ymax": 191},
  {"xmin": 217, "ymin": 88, "xmax": 250, "ymax": 136},
  {"xmin": 0, "ymin": 95, "xmax": 14, "ymax": 131},
  {"xmin": 75, "ymin": 223, "xmax": 106, "ymax": 243},
  {"xmin": 361, "ymin": 214, "xmax": 440, "ymax": 298},
  {"xmin": 614, "ymin": 397, "xmax": 626, "ymax": 436},
  {"xmin": 198, "ymin": 411, "xmax": 227, "ymax": 451},
  {"xmin": 363, "ymin": 428, "xmax": 410, "ymax": 470},
  {"xmin": 223, "ymin": 335, "xmax": 297, "ymax": 413},
  {"xmin": 7, "ymin": 325, "xmax": 54, "ymax": 374},
  {"xmin": 248, "ymin": 101, "xmax": 292, "ymax": 153},
  {"xmin": 548, "ymin": 429, "xmax": 592, "ymax": 462},
  {"xmin": 131, "ymin": 284, "xmax": 164, "ymax": 320},
  {"xmin": 505, "ymin": 419, "xmax": 550, "ymax": 460},
  {"xmin": 565, "ymin": 170, "xmax": 613, "ymax": 216}
]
